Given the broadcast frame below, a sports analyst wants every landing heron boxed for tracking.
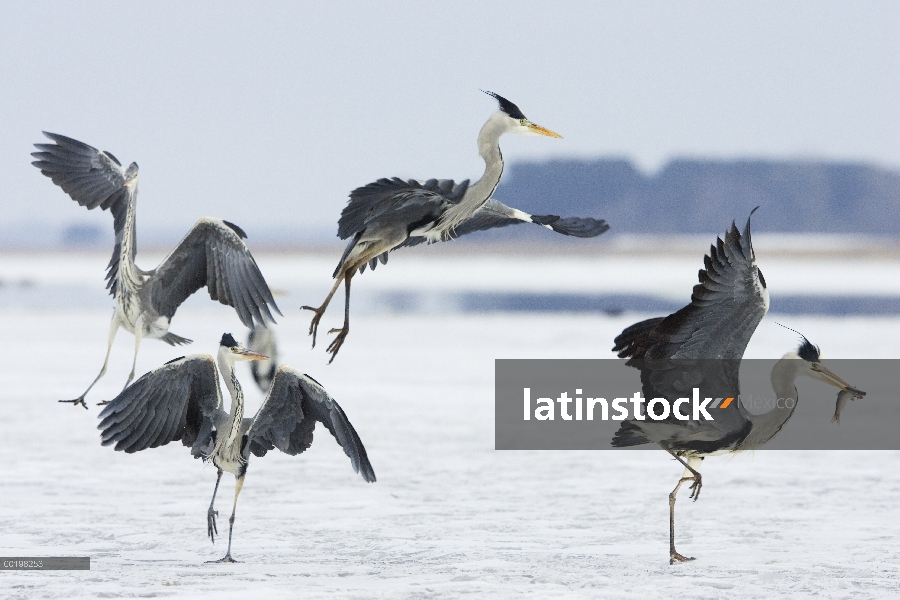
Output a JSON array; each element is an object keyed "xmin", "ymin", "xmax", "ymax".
[
  {"xmin": 97, "ymin": 333, "xmax": 375, "ymax": 563},
  {"xmin": 611, "ymin": 209, "xmax": 863, "ymax": 564},
  {"xmin": 302, "ymin": 91, "xmax": 610, "ymax": 362},
  {"xmin": 32, "ymin": 133, "xmax": 282, "ymax": 407}
]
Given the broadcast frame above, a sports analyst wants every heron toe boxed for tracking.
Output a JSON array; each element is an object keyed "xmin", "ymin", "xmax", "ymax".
[
  {"xmin": 326, "ymin": 327, "xmax": 349, "ymax": 362},
  {"xmin": 59, "ymin": 397, "xmax": 88, "ymax": 410},
  {"xmin": 207, "ymin": 554, "xmax": 240, "ymax": 564},
  {"xmin": 689, "ymin": 474, "xmax": 703, "ymax": 501},
  {"xmin": 670, "ymin": 552, "xmax": 696, "ymax": 565},
  {"xmin": 207, "ymin": 509, "xmax": 218, "ymax": 542},
  {"xmin": 300, "ymin": 305, "xmax": 325, "ymax": 348}
]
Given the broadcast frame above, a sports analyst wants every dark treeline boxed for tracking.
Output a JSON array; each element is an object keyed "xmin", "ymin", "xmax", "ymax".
[{"xmin": 491, "ymin": 158, "xmax": 900, "ymax": 235}]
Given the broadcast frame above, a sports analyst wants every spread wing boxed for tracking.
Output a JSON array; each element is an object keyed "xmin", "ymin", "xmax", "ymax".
[
  {"xmin": 403, "ymin": 198, "xmax": 610, "ymax": 247},
  {"xmin": 145, "ymin": 218, "xmax": 281, "ymax": 329},
  {"xmin": 97, "ymin": 355, "xmax": 226, "ymax": 457},
  {"xmin": 31, "ymin": 132, "xmax": 132, "ymax": 296},
  {"xmin": 246, "ymin": 367, "xmax": 376, "ymax": 483},
  {"xmin": 337, "ymin": 177, "xmax": 469, "ymax": 240},
  {"xmin": 611, "ymin": 211, "xmax": 766, "ymax": 450}
]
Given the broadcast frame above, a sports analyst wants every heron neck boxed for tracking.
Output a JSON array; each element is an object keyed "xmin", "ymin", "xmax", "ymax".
[
  {"xmin": 438, "ymin": 115, "xmax": 505, "ymax": 235},
  {"xmin": 218, "ymin": 356, "xmax": 244, "ymax": 419},
  {"xmin": 740, "ymin": 357, "xmax": 801, "ymax": 449},
  {"xmin": 119, "ymin": 187, "xmax": 141, "ymax": 286}
]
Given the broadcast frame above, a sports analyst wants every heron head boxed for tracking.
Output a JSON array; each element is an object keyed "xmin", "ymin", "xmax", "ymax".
[
  {"xmin": 786, "ymin": 336, "xmax": 859, "ymax": 393},
  {"xmin": 219, "ymin": 332, "xmax": 268, "ymax": 362},
  {"xmin": 124, "ymin": 162, "xmax": 139, "ymax": 186},
  {"xmin": 482, "ymin": 90, "xmax": 563, "ymax": 139}
]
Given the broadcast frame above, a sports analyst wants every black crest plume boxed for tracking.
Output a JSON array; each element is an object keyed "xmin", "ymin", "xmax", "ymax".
[
  {"xmin": 774, "ymin": 322, "xmax": 820, "ymax": 361},
  {"xmin": 482, "ymin": 90, "xmax": 527, "ymax": 120},
  {"xmin": 220, "ymin": 333, "xmax": 239, "ymax": 348}
]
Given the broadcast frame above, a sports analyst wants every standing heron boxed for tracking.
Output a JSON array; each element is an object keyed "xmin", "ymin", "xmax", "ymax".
[
  {"xmin": 97, "ymin": 333, "xmax": 375, "ymax": 563},
  {"xmin": 302, "ymin": 91, "xmax": 610, "ymax": 362},
  {"xmin": 610, "ymin": 209, "xmax": 863, "ymax": 564},
  {"xmin": 32, "ymin": 133, "xmax": 281, "ymax": 407}
]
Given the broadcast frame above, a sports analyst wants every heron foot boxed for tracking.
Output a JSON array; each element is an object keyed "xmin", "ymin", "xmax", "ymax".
[
  {"xmin": 688, "ymin": 473, "xmax": 703, "ymax": 501},
  {"xmin": 300, "ymin": 305, "xmax": 326, "ymax": 348},
  {"xmin": 96, "ymin": 400, "xmax": 111, "ymax": 406},
  {"xmin": 59, "ymin": 397, "xmax": 88, "ymax": 410},
  {"xmin": 207, "ymin": 509, "xmax": 218, "ymax": 543},
  {"xmin": 206, "ymin": 553, "xmax": 240, "ymax": 564},
  {"xmin": 326, "ymin": 326, "xmax": 349, "ymax": 363},
  {"xmin": 669, "ymin": 551, "xmax": 696, "ymax": 565}
]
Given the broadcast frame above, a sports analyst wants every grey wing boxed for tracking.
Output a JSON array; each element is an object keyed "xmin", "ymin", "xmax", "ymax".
[
  {"xmin": 31, "ymin": 132, "xmax": 132, "ymax": 296},
  {"xmin": 611, "ymin": 211, "xmax": 766, "ymax": 447},
  {"xmin": 246, "ymin": 366, "xmax": 376, "ymax": 483},
  {"xmin": 145, "ymin": 218, "xmax": 282, "ymax": 329},
  {"xmin": 445, "ymin": 198, "xmax": 610, "ymax": 239},
  {"xmin": 613, "ymin": 210, "xmax": 768, "ymax": 362},
  {"xmin": 338, "ymin": 177, "xmax": 468, "ymax": 240},
  {"xmin": 97, "ymin": 355, "xmax": 226, "ymax": 457}
]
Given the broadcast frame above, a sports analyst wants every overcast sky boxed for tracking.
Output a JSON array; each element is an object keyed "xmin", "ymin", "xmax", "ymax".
[{"xmin": 2, "ymin": 1, "xmax": 898, "ymax": 244}]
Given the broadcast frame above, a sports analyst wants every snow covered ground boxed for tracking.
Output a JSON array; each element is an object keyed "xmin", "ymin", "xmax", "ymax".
[{"xmin": 1, "ymin": 250, "xmax": 899, "ymax": 598}]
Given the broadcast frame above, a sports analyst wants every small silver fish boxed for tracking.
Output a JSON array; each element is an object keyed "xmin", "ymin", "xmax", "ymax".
[{"xmin": 832, "ymin": 386, "xmax": 866, "ymax": 424}]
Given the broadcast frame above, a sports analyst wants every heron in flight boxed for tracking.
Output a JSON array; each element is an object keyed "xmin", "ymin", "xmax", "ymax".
[
  {"xmin": 610, "ymin": 209, "xmax": 863, "ymax": 565},
  {"xmin": 303, "ymin": 91, "xmax": 610, "ymax": 362},
  {"xmin": 32, "ymin": 133, "xmax": 281, "ymax": 407},
  {"xmin": 97, "ymin": 333, "xmax": 375, "ymax": 563}
]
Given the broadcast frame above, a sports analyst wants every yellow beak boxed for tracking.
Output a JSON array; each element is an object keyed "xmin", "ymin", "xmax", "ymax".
[{"xmin": 527, "ymin": 122, "xmax": 563, "ymax": 139}]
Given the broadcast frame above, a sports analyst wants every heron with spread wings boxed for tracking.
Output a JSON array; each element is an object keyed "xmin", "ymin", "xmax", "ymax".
[
  {"xmin": 32, "ymin": 133, "xmax": 281, "ymax": 407},
  {"xmin": 611, "ymin": 209, "xmax": 863, "ymax": 564},
  {"xmin": 303, "ymin": 91, "xmax": 610, "ymax": 362},
  {"xmin": 98, "ymin": 333, "xmax": 375, "ymax": 563}
]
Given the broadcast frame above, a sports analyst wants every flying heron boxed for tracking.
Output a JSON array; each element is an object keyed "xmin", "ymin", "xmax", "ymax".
[
  {"xmin": 32, "ymin": 132, "xmax": 282, "ymax": 407},
  {"xmin": 610, "ymin": 209, "xmax": 864, "ymax": 564},
  {"xmin": 97, "ymin": 333, "xmax": 375, "ymax": 563},
  {"xmin": 302, "ymin": 91, "xmax": 610, "ymax": 362}
]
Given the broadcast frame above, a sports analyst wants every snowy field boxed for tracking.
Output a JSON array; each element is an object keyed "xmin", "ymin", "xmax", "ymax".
[{"xmin": 2, "ymin": 250, "xmax": 900, "ymax": 599}]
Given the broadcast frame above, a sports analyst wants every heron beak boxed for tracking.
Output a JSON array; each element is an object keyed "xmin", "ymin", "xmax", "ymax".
[
  {"xmin": 812, "ymin": 363, "xmax": 863, "ymax": 395},
  {"xmin": 526, "ymin": 122, "xmax": 563, "ymax": 139},
  {"xmin": 239, "ymin": 349, "xmax": 269, "ymax": 361}
]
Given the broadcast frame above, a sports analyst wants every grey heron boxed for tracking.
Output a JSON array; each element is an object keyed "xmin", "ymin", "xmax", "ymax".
[
  {"xmin": 32, "ymin": 132, "xmax": 282, "ymax": 407},
  {"xmin": 610, "ymin": 210, "xmax": 864, "ymax": 564},
  {"xmin": 302, "ymin": 91, "xmax": 610, "ymax": 362},
  {"xmin": 97, "ymin": 333, "xmax": 375, "ymax": 563}
]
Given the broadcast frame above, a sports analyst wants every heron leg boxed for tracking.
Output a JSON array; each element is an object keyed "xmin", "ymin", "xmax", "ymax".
[
  {"xmin": 665, "ymin": 451, "xmax": 703, "ymax": 565},
  {"xmin": 325, "ymin": 273, "xmax": 353, "ymax": 363},
  {"xmin": 61, "ymin": 315, "xmax": 120, "ymax": 409},
  {"xmin": 668, "ymin": 476, "xmax": 696, "ymax": 565},
  {"xmin": 208, "ymin": 475, "xmax": 244, "ymax": 564},
  {"xmin": 207, "ymin": 469, "xmax": 223, "ymax": 544},
  {"xmin": 301, "ymin": 274, "xmax": 345, "ymax": 348}
]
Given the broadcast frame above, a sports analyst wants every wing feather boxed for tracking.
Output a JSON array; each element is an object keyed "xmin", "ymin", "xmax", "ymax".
[
  {"xmin": 31, "ymin": 132, "xmax": 133, "ymax": 295},
  {"xmin": 247, "ymin": 367, "xmax": 376, "ymax": 482},
  {"xmin": 97, "ymin": 355, "xmax": 225, "ymax": 457},
  {"xmin": 145, "ymin": 218, "xmax": 281, "ymax": 328}
]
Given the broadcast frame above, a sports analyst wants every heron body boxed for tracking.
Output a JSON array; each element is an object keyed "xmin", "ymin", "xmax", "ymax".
[
  {"xmin": 97, "ymin": 333, "xmax": 375, "ymax": 563},
  {"xmin": 32, "ymin": 133, "xmax": 281, "ymax": 407},
  {"xmin": 304, "ymin": 91, "xmax": 610, "ymax": 362},
  {"xmin": 611, "ymin": 210, "xmax": 862, "ymax": 564}
]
